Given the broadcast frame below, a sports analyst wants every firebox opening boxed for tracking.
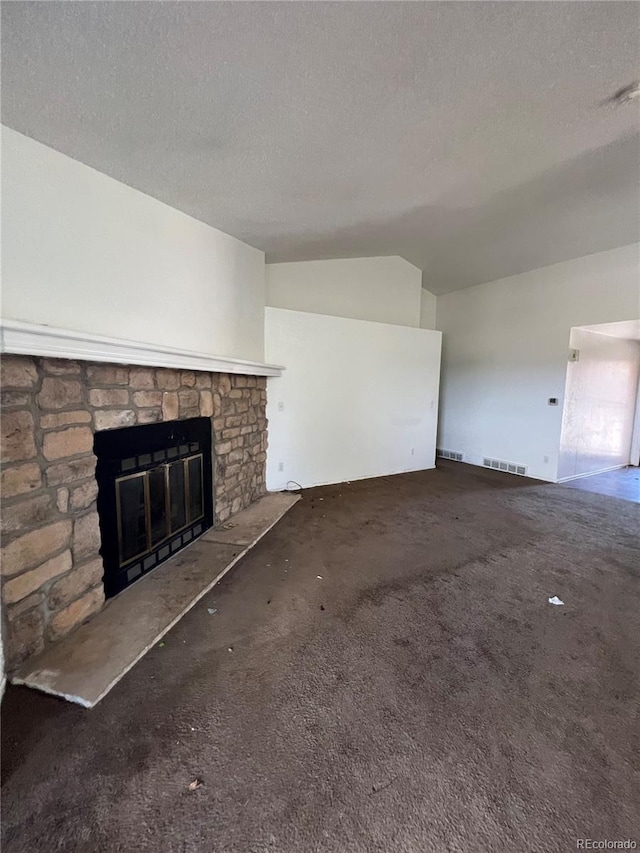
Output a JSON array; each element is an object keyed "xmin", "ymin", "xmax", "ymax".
[{"xmin": 95, "ymin": 417, "xmax": 214, "ymax": 598}]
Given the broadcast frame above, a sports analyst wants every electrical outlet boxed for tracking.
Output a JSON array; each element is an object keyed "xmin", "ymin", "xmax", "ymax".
[
  {"xmin": 278, "ymin": 462, "xmax": 284, "ymax": 472},
  {"xmin": 277, "ymin": 401, "xmax": 284, "ymax": 412},
  {"xmin": 410, "ymin": 448, "xmax": 415, "ymax": 456},
  {"xmin": 543, "ymin": 455, "xmax": 549, "ymax": 463}
]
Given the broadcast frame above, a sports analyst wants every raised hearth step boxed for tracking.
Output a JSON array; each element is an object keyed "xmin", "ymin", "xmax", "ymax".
[{"xmin": 11, "ymin": 493, "xmax": 299, "ymax": 707}]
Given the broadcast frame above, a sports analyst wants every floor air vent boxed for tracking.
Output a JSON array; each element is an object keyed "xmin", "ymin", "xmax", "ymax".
[
  {"xmin": 437, "ymin": 449, "xmax": 464, "ymax": 462},
  {"xmin": 482, "ymin": 457, "xmax": 527, "ymax": 476}
]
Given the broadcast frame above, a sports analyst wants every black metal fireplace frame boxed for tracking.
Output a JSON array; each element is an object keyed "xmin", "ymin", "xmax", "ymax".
[{"xmin": 95, "ymin": 417, "xmax": 214, "ymax": 598}]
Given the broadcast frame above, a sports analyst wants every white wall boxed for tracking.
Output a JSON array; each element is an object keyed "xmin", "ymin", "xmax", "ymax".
[
  {"xmin": 436, "ymin": 244, "xmax": 640, "ymax": 481},
  {"xmin": 266, "ymin": 256, "xmax": 435, "ymax": 328},
  {"xmin": 420, "ymin": 288, "xmax": 437, "ymax": 331},
  {"xmin": 631, "ymin": 376, "xmax": 640, "ymax": 467},
  {"xmin": 1, "ymin": 127, "xmax": 266, "ymax": 362},
  {"xmin": 558, "ymin": 330, "xmax": 640, "ymax": 480},
  {"xmin": 265, "ymin": 307, "xmax": 442, "ymax": 490}
]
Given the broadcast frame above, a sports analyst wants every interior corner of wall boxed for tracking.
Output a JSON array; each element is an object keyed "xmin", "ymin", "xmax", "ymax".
[{"xmin": 419, "ymin": 287, "xmax": 437, "ymax": 330}]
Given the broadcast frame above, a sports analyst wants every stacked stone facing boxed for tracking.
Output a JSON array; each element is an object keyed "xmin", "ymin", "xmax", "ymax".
[{"xmin": 0, "ymin": 355, "xmax": 268, "ymax": 670}]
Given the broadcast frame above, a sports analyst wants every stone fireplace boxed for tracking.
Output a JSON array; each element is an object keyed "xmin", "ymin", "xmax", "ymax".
[{"xmin": 1, "ymin": 354, "xmax": 268, "ymax": 671}]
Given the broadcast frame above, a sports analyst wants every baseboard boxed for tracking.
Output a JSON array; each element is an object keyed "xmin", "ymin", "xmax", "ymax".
[
  {"xmin": 267, "ymin": 464, "xmax": 437, "ymax": 492},
  {"xmin": 556, "ymin": 464, "xmax": 628, "ymax": 484},
  {"xmin": 437, "ymin": 454, "xmax": 554, "ymax": 483}
]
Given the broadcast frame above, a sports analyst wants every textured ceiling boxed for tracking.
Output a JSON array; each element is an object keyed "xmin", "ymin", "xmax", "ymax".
[{"xmin": 2, "ymin": 1, "xmax": 639, "ymax": 294}]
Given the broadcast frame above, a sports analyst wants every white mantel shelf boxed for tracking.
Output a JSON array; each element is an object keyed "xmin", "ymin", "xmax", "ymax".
[{"xmin": 0, "ymin": 319, "xmax": 284, "ymax": 377}]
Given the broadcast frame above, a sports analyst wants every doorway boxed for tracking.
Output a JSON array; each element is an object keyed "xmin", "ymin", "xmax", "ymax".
[{"xmin": 557, "ymin": 320, "xmax": 640, "ymax": 483}]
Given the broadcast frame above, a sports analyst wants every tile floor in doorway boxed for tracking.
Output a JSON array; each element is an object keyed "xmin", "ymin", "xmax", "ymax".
[{"xmin": 560, "ymin": 466, "xmax": 640, "ymax": 504}]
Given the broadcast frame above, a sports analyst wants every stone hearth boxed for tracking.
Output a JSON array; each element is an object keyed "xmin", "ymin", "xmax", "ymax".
[{"xmin": 1, "ymin": 355, "xmax": 268, "ymax": 671}]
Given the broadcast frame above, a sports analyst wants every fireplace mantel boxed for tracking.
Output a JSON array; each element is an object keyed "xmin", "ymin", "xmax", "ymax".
[{"xmin": 0, "ymin": 320, "xmax": 284, "ymax": 377}]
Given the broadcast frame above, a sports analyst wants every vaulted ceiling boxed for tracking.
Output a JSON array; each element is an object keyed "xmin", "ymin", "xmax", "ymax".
[{"xmin": 2, "ymin": 1, "xmax": 639, "ymax": 293}]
